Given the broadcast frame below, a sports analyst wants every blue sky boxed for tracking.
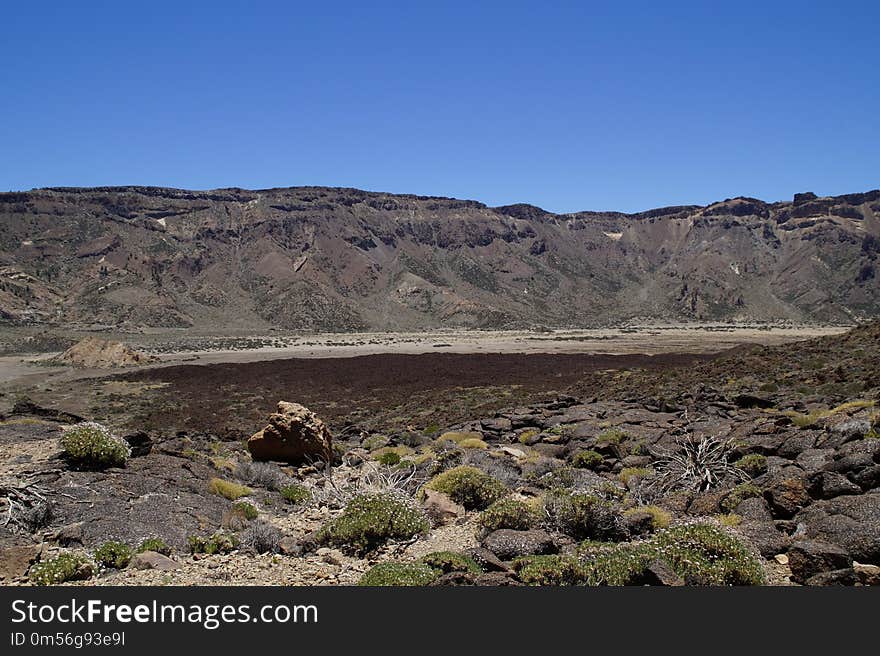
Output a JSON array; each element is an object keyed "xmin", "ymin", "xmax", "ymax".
[{"xmin": 1, "ymin": 1, "xmax": 878, "ymax": 213}]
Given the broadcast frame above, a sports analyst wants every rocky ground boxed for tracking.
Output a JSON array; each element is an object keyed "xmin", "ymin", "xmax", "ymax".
[{"xmin": 0, "ymin": 323, "xmax": 878, "ymax": 586}]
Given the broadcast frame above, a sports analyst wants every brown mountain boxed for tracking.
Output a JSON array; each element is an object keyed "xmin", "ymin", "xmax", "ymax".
[{"xmin": 0, "ymin": 186, "xmax": 878, "ymax": 331}]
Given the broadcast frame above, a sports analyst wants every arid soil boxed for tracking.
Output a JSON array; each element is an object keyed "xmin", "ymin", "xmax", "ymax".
[{"xmin": 1, "ymin": 323, "xmax": 877, "ymax": 587}]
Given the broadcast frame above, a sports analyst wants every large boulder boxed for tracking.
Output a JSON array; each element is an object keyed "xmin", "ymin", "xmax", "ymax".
[
  {"xmin": 794, "ymin": 492, "xmax": 880, "ymax": 564},
  {"xmin": 247, "ymin": 402, "xmax": 332, "ymax": 464},
  {"xmin": 787, "ymin": 540, "xmax": 853, "ymax": 584},
  {"xmin": 481, "ymin": 529, "xmax": 557, "ymax": 560}
]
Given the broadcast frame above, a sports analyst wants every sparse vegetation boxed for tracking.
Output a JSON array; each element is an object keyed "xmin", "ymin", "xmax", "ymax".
[
  {"xmin": 60, "ymin": 422, "xmax": 129, "ymax": 469},
  {"xmin": 785, "ymin": 400, "xmax": 876, "ymax": 429},
  {"xmin": 231, "ymin": 501, "xmax": 258, "ymax": 520},
  {"xmin": 188, "ymin": 531, "xmax": 239, "ymax": 555},
  {"xmin": 316, "ymin": 492, "xmax": 430, "ymax": 554},
  {"xmin": 542, "ymin": 490, "xmax": 625, "ymax": 541},
  {"xmin": 93, "ymin": 541, "xmax": 132, "ymax": 569},
  {"xmin": 478, "ymin": 497, "xmax": 539, "ymax": 533},
  {"xmin": 596, "ymin": 428, "xmax": 626, "ymax": 445},
  {"xmin": 734, "ymin": 454, "xmax": 768, "ymax": 477},
  {"xmin": 28, "ymin": 553, "xmax": 96, "ymax": 585},
  {"xmin": 420, "ymin": 551, "xmax": 481, "ymax": 574},
  {"xmin": 572, "ymin": 450, "xmax": 604, "ymax": 469},
  {"xmin": 513, "ymin": 554, "xmax": 587, "ymax": 585},
  {"xmin": 358, "ymin": 561, "xmax": 438, "ymax": 586},
  {"xmin": 721, "ymin": 483, "xmax": 762, "ymax": 513},
  {"xmin": 422, "ymin": 466, "xmax": 506, "ymax": 510},
  {"xmin": 649, "ymin": 436, "xmax": 747, "ymax": 494},
  {"xmin": 280, "ymin": 483, "xmax": 311, "ymax": 505},
  {"xmin": 237, "ymin": 461, "xmax": 288, "ymax": 490},
  {"xmin": 376, "ymin": 451, "xmax": 402, "ymax": 466},
  {"xmin": 457, "ymin": 438, "xmax": 488, "ymax": 449},
  {"xmin": 619, "ymin": 467, "xmax": 653, "ymax": 486},
  {"xmin": 208, "ymin": 478, "xmax": 253, "ymax": 500},
  {"xmin": 240, "ymin": 521, "xmax": 282, "ymax": 554},
  {"xmin": 137, "ymin": 538, "xmax": 171, "ymax": 555},
  {"xmin": 623, "ymin": 505, "xmax": 672, "ymax": 530}
]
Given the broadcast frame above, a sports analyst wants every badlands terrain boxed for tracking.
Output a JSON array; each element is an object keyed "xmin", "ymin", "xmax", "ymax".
[{"xmin": 0, "ymin": 322, "xmax": 877, "ymax": 586}]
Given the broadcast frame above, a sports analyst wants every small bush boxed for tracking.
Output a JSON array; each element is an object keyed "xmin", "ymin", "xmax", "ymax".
[
  {"xmin": 60, "ymin": 422, "xmax": 129, "ymax": 469},
  {"xmin": 716, "ymin": 513, "xmax": 743, "ymax": 527},
  {"xmin": 578, "ymin": 523, "xmax": 764, "ymax": 585},
  {"xmin": 231, "ymin": 501, "xmax": 258, "ymax": 520},
  {"xmin": 422, "ymin": 466, "xmax": 506, "ymax": 510},
  {"xmin": 137, "ymin": 538, "xmax": 171, "ymax": 555},
  {"xmin": 376, "ymin": 451, "xmax": 402, "ymax": 466},
  {"xmin": 93, "ymin": 541, "xmax": 132, "ymax": 569},
  {"xmin": 237, "ymin": 461, "xmax": 288, "ymax": 490},
  {"xmin": 358, "ymin": 561, "xmax": 438, "ymax": 586},
  {"xmin": 572, "ymin": 450, "xmax": 604, "ymax": 469},
  {"xmin": 513, "ymin": 555, "xmax": 587, "ymax": 586},
  {"xmin": 439, "ymin": 431, "xmax": 483, "ymax": 444},
  {"xmin": 420, "ymin": 551, "xmax": 481, "ymax": 574},
  {"xmin": 619, "ymin": 467, "xmax": 653, "ymax": 486},
  {"xmin": 208, "ymin": 478, "xmax": 253, "ymax": 500},
  {"xmin": 240, "ymin": 521, "xmax": 282, "ymax": 554},
  {"xmin": 596, "ymin": 429, "xmax": 627, "ymax": 445},
  {"xmin": 188, "ymin": 531, "xmax": 239, "ymax": 555},
  {"xmin": 28, "ymin": 553, "xmax": 95, "ymax": 585},
  {"xmin": 517, "ymin": 428, "xmax": 540, "ymax": 444},
  {"xmin": 280, "ymin": 483, "xmax": 311, "ymax": 505},
  {"xmin": 543, "ymin": 491, "xmax": 625, "ymax": 541},
  {"xmin": 478, "ymin": 497, "xmax": 539, "ymax": 533},
  {"xmin": 623, "ymin": 505, "xmax": 671, "ymax": 531},
  {"xmin": 721, "ymin": 483, "xmax": 762, "ymax": 513},
  {"xmin": 650, "ymin": 523, "xmax": 764, "ymax": 585},
  {"xmin": 734, "ymin": 454, "xmax": 768, "ymax": 477},
  {"xmin": 316, "ymin": 492, "xmax": 430, "ymax": 554},
  {"xmin": 458, "ymin": 438, "xmax": 488, "ymax": 449}
]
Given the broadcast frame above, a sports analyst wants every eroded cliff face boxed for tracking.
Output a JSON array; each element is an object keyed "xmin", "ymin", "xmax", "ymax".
[{"xmin": 1, "ymin": 185, "xmax": 878, "ymax": 330}]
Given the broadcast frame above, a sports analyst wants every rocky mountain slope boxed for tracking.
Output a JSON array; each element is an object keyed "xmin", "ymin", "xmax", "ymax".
[{"xmin": 1, "ymin": 186, "xmax": 878, "ymax": 330}]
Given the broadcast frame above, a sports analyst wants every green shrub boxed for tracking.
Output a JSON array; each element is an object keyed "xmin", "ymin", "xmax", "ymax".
[
  {"xmin": 208, "ymin": 477, "xmax": 253, "ymax": 500},
  {"xmin": 137, "ymin": 538, "xmax": 171, "ymax": 555},
  {"xmin": 280, "ymin": 483, "xmax": 311, "ymax": 504},
  {"xmin": 478, "ymin": 497, "xmax": 539, "ymax": 533},
  {"xmin": 422, "ymin": 466, "xmax": 506, "ymax": 510},
  {"xmin": 188, "ymin": 531, "xmax": 239, "ymax": 555},
  {"xmin": 543, "ymin": 491, "xmax": 625, "ymax": 541},
  {"xmin": 420, "ymin": 551, "xmax": 481, "ymax": 574},
  {"xmin": 721, "ymin": 483, "xmax": 762, "ymax": 513},
  {"xmin": 376, "ymin": 451, "xmax": 402, "ymax": 466},
  {"xmin": 649, "ymin": 523, "xmax": 765, "ymax": 585},
  {"xmin": 513, "ymin": 555, "xmax": 587, "ymax": 586},
  {"xmin": 579, "ymin": 523, "xmax": 764, "ymax": 585},
  {"xmin": 316, "ymin": 492, "xmax": 430, "ymax": 554},
  {"xmin": 93, "ymin": 541, "xmax": 132, "ymax": 569},
  {"xmin": 596, "ymin": 429, "xmax": 627, "ymax": 445},
  {"xmin": 232, "ymin": 501, "xmax": 258, "ymax": 520},
  {"xmin": 28, "ymin": 553, "xmax": 96, "ymax": 585},
  {"xmin": 734, "ymin": 454, "xmax": 768, "ymax": 477},
  {"xmin": 60, "ymin": 422, "xmax": 129, "ymax": 469},
  {"xmin": 618, "ymin": 467, "xmax": 653, "ymax": 486},
  {"xmin": 623, "ymin": 505, "xmax": 672, "ymax": 530},
  {"xmin": 572, "ymin": 450, "xmax": 604, "ymax": 469},
  {"xmin": 579, "ymin": 542, "xmax": 655, "ymax": 585},
  {"xmin": 716, "ymin": 513, "xmax": 743, "ymax": 527},
  {"xmin": 358, "ymin": 561, "xmax": 438, "ymax": 586}
]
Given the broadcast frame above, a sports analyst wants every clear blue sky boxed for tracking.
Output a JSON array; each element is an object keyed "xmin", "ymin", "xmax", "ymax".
[{"xmin": 2, "ymin": 1, "xmax": 878, "ymax": 213}]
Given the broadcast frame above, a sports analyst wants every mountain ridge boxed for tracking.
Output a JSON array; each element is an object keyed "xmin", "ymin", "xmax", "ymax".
[{"xmin": 1, "ymin": 185, "xmax": 878, "ymax": 331}]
